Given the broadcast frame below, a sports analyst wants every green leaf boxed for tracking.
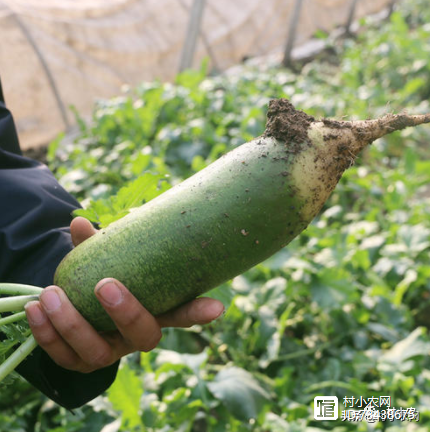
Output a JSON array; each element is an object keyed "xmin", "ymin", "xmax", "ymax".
[
  {"xmin": 398, "ymin": 224, "xmax": 430, "ymax": 255},
  {"xmin": 155, "ymin": 349, "xmax": 208, "ymax": 375},
  {"xmin": 350, "ymin": 249, "xmax": 371, "ymax": 270},
  {"xmin": 366, "ymin": 322, "xmax": 400, "ymax": 342},
  {"xmin": 379, "ymin": 327, "xmax": 430, "ymax": 372},
  {"xmin": 107, "ymin": 363, "xmax": 144, "ymax": 429},
  {"xmin": 393, "ymin": 268, "xmax": 417, "ymax": 305},
  {"xmin": 75, "ymin": 173, "xmax": 171, "ymax": 228},
  {"xmin": 207, "ymin": 367, "xmax": 270, "ymax": 421},
  {"xmin": 46, "ymin": 132, "xmax": 64, "ymax": 165},
  {"xmin": 111, "ymin": 173, "xmax": 170, "ymax": 214},
  {"xmin": 310, "ymin": 268, "xmax": 358, "ymax": 309},
  {"xmin": 261, "ymin": 412, "xmax": 290, "ymax": 432},
  {"xmin": 175, "ymin": 58, "xmax": 208, "ymax": 89}
]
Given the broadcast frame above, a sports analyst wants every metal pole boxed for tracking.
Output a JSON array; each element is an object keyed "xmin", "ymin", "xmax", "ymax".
[
  {"xmin": 179, "ymin": 0, "xmax": 207, "ymax": 72},
  {"xmin": 11, "ymin": 12, "xmax": 71, "ymax": 130},
  {"xmin": 345, "ymin": 0, "xmax": 359, "ymax": 35},
  {"xmin": 387, "ymin": 0, "xmax": 397, "ymax": 17},
  {"xmin": 282, "ymin": 0, "xmax": 304, "ymax": 67}
]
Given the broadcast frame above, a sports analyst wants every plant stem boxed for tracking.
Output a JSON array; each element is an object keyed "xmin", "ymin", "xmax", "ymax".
[
  {"xmin": 0, "ymin": 283, "xmax": 44, "ymax": 295},
  {"xmin": 1, "ymin": 329, "xmax": 32, "ymax": 359},
  {"xmin": 0, "ymin": 287, "xmax": 41, "ymax": 383},
  {"xmin": 0, "ymin": 311, "xmax": 27, "ymax": 327},
  {"xmin": 0, "ymin": 295, "xmax": 40, "ymax": 313},
  {"xmin": 0, "ymin": 335, "xmax": 38, "ymax": 382}
]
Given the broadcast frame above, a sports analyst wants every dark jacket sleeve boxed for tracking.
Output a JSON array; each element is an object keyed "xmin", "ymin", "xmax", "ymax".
[{"xmin": 0, "ymin": 80, "xmax": 118, "ymax": 409}]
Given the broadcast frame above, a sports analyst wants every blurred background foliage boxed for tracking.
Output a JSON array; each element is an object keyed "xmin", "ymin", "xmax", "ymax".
[{"xmin": 3, "ymin": 0, "xmax": 430, "ymax": 430}]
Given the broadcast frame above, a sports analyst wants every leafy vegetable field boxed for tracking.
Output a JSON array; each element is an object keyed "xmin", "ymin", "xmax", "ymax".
[{"xmin": 3, "ymin": 1, "xmax": 430, "ymax": 430}]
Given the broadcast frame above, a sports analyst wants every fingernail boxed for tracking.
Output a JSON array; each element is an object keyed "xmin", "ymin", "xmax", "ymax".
[
  {"xmin": 193, "ymin": 299, "xmax": 225, "ymax": 323},
  {"xmin": 211, "ymin": 301, "xmax": 225, "ymax": 318},
  {"xmin": 25, "ymin": 301, "xmax": 46, "ymax": 325},
  {"xmin": 40, "ymin": 289, "xmax": 62, "ymax": 312},
  {"xmin": 214, "ymin": 308, "xmax": 226, "ymax": 321},
  {"xmin": 205, "ymin": 302, "xmax": 225, "ymax": 322},
  {"xmin": 96, "ymin": 280, "xmax": 123, "ymax": 306}
]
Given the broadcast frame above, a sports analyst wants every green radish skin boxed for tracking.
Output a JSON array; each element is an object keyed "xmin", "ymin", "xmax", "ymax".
[{"xmin": 54, "ymin": 99, "xmax": 430, "ymax": 332}]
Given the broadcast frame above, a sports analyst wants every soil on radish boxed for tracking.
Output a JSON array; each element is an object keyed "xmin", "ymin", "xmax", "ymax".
[{"xmin": 264, "ymin": 98, "xmax": 314, "ymax": 145}]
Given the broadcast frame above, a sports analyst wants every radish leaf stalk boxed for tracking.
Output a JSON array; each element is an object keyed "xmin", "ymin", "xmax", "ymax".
[
  {"xmin": 0, "ymin": 283, "xmax": 43, "ymax": 384},
  {"xmin": 0, "ymin": 284, "xmax": 43, "ymax": 296},
  {"xmin": 0, "ymin": 295, "xmax": 40, "ymax": 313},
  {"xmin": 0, "ymin": 335, "xmax": 38, "ymax": 382},
  {"xmin": 0, "ymin": 311, "xmax": 27, "ymax": 327}
]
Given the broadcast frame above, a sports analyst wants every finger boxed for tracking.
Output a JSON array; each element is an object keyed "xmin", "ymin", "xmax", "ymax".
[
  {"xmin": 38, "ymin": 286, "xmax": 116, "ymax": 372},
  {"xmin": 70, "ymin": 216, "xmax": 97, "ymax": 247},
  {"xmin": 25, "ymin": 300, "xmax": 84, "ymax": 371},
  {"xmin": 95, "ymin": 279, "xmax": 162, "ymax": 352},
  {"xmin": 156, "ymin": 297, "xmax": 225, "ymax": 328}
]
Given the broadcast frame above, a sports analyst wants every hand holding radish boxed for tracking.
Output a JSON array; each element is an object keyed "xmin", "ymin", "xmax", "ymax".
[{"xmin": 23, "ymin": 217, "xmax": 225, "ymax": 374}]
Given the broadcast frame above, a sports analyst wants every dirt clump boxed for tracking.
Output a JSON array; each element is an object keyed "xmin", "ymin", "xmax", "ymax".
[{"xmin": 263, "ymin": 98, "xmax": 315, "ymax": 145}]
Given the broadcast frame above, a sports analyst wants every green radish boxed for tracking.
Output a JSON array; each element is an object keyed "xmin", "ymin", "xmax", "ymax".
[
  {"xmin": 0, "ymin": 98, "xmax": 429, "ymax": 380},
  {"xmin": 53, "ymin": 99, "xmax": 430, "ymax": 331}
]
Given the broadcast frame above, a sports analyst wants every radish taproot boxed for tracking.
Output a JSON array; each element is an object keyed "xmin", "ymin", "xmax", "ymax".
[{"xmin": 1, "ymin": 98, "xmax": 429, "ymax": 379}]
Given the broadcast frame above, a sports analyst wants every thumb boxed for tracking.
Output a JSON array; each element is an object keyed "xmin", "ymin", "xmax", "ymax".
[{"xmin": 70, "ymin": 216, "xmax": 98, "ymax": 246}]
